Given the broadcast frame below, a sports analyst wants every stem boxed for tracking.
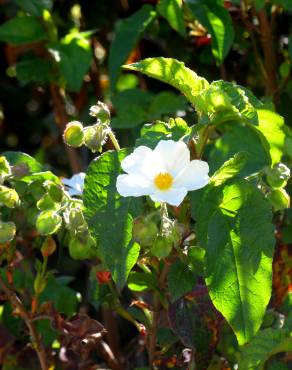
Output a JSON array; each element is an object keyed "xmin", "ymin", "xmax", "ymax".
[
  {"xmin": 0, "ymin": 276, "xmax": 49, "ymax": 370},
  {"xmin": 196, "ymin": 125, "xmax": 210, "ymax": 159},
  {"xmin": 148, "ymin": 261, "xmax": 170, "ymax": 368},
  {"xmin": 257, "ymin": 9, "xmax": 278, "ymax": 97},
  {"xmin": 108, "ymin": 129, "xmax": 121, "ymax": 151}
]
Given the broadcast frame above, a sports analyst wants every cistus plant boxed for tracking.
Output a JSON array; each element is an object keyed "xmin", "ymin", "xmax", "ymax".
[
  {"xmin": 62, "ymin": 57, "xmax": 292, "ymax": 369},
  {"xmin": 0, "ymin": 0, "xmax": 292, "ymax": 369}
]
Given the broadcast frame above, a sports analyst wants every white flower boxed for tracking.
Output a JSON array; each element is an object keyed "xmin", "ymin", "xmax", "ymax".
[
  {"xmin": 62, "ymin": 172, "xmax": 86, "ymax": 197},
  {"xmin": 116, "ymin": 140, "xmax": 209, "ymax": 206}
]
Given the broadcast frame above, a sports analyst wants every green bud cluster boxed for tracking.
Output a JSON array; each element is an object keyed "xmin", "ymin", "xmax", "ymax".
[
  {"xmin": 64, "ymin": 205, "xmax": 98, "ymax": 260},
  {"xmin": 63, "ymin": 101, "xmax": 111, "ymax": 153},
  {"xmin": 265, "ymin": 163, "xmax": 291, "ymax": 211}
]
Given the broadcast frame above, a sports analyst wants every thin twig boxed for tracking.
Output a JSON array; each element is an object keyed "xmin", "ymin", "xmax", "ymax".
[
  {"xmin": 148, "ymin": 260, "xmax": 170, "ymax": 368},
  {"xmin": 0, "ymin": 276, "xmax": 49, "ymax": 370}
]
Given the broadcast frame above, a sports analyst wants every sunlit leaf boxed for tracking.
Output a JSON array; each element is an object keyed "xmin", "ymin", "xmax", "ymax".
[
  {"xmin": 191, "ymin": 179, "xmax": 275, "ymax": 345},
  {"xmin": 0, "ymin": 16, "xmax": 47, "ymax": 44},
  {"xmin": 157, "ymin": 0, "xmax": 186, "ymax": 37},
  {"xmin": 124, "ymin": 57, "xmax": 209, "ymax": 107},
  {"xmin": 83, "ymin": 150, "xmax": 141, "ymax": 289}
]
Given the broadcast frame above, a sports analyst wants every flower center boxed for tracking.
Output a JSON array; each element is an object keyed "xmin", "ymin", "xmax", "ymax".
[{"xmin": 154, "ymin": 172, "xmax": 173, "ymax": 191}]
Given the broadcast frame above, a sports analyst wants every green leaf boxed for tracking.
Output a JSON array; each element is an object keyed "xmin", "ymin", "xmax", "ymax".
[
  {"xmin": 2, "ymin": 151, "xmax": 43, "ymax": 172},
  {"xmin": 238, "ymin": 328, "xmax": 292, "ymax": 370},
  {"xmin": 186, "ymin": 0, "xmax": 234, "ymax": 63},
  {"xmin": 255, "ymin": 109, "xmax": 286, "ymax": 165},
  {"xmin": 254, "ymin": 0, "xmax": 265, "ymax": 11},
  {"xmin": 50, "ymin": 33, "xmax": 92, "ymax": 91},
  {"xmin": 109, "ymin": 5, "xmax": 156, "ymax": 91},
  {"xmin": 39, "ymin": 276, "xmax": 77, "ymax": 316},
  {"xmin": 15, "ymin": 58, "xmax": 51, "ymax": 84},
  {"xmin": 136, "ymin": 119, "xmax": 191, "ymax": 148},
  {"xmin": 157, "ymin": 0, "xmax": 186, "ymax": 37},
  {"xmin": 13, "ymin": 0, "xmax": 53, "ymax": 16},
  {"xmin": 206, "ymin": 80, "xmax": 262, "ymax": 125},
  {"xmin": 168, "ymin": 261, "xmax": 197, "ymax": 302},
  {"xmin": 111, "ymin": 89, "xmax": 154, "ymax": 128},
  {"xmin": 209, "ymin": 123, "xmax": 271, "ymax": 176},
  {"xmin": 0, "ymin": 16, "xmax": 47, "ymax": 44},
  {"xmin": 191, "ymin": 179, "xmax": 275, "ymax": 345},
  {"xmin": 148, "ymin": 92, "xmax": 188, "ymax": 119},
  {"xmin": 210, "ymin": 152, "xmax": 247, "ymax": 186},
  {"xmin": 124, "ymin": 57, "xmax": 209, "ymax": 107},
  {"xmin": 111, "ymin": 89, "xmax": 188, "ymax": 129},
  {"xmin": 128, "ymin": 271, "xmax": 156, "ymax": 292},
  {"xmin": 83, "ymin": 150, "xmax": 141, "ymax": 289}
]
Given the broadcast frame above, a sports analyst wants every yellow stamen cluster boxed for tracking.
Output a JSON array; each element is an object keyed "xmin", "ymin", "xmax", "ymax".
[{"xmin": 154, "ymin": 172, "xmax": 173, "ymax": 191}]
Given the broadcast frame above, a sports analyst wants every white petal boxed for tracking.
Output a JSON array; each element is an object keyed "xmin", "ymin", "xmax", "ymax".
[
  {"xmin": 150, "ymin": 187, "xmax": 187, "ymax": 207},
  {"xmin": 153, "ymin": 140, "xmax": 190, "ymax": 177},
  {"xmin": 121, "ymin": 146, "xmax": 163, "ymax": 179},
  {"xmin": 174, "ymin": 160, "xmax": 209, "ymax": 191},
  {"xmin": 116, "ymin": 174, "xmax": 154, "ymax": 197}
]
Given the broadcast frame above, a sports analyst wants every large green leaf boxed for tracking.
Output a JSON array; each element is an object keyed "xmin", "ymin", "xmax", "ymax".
[
  {"xmin": 210, "ymin": 152, "xmax": 247, "ymax": 186},
  {"xmin": 191, "ymin": 179, "xmax": 275, "ymax": 345},
  {"xmin": 186, "ymin": 0, "xmax": 234, "ymax": 63},
  {"xmin": 124, "ymin": 57, "xmax": 209, "ymax": 107},
  {"xmin": 0, "ymin": 16, "xmax": 47, "ymax": 44},
  {"xmin": 50, "ymin": 33, "xmax": 92, "ymax": 91},
  {"xmin": 2, "ymin": 151, "xmax": 43, "ymax": 172},
  {"xmin": 209, "ymin": 123, "xmax": 271, "ymax": 176},
  {"xmin": 157, "ymin": 0, "xmax": 186, "ymax": 37},
  {"xmin": 83, "ymin": 150, "xmax": 141, "ymax": 289},
  {"xmin": 238, "ymin": 328, "xmax": 292, "ymax": 369},
  {"xmin": 109, "ymin": 5, "xmax": 156, "ymax": 91},
  {"xmin": 197, "ymin": 80, "xmax": 262, "ymax": 126}
]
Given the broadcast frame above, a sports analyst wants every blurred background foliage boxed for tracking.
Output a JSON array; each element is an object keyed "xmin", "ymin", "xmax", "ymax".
[{"xmin": 0, "ymin": 0, "xmax": 292, "ymax": 369}]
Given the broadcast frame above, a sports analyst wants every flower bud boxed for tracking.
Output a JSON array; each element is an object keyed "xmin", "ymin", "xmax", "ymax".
[
  {"xmin": 151, "ymin": 235, "xmax": 172, "ymax": 259},
  {"xmin": 68, "ymin": 235, "xmax": 97, "ymax": 260},
  {"xmin": 267, "ymin": 189, "xmax": 290, "ymax": 211},
  {"xmin": 36, "ymin": 210, "xmax": 62, "ymax": 235},
  {"xmin": 34, "ymin": 274, "xmax": 47, "ymax": 295},
  {"xmin": 266, "ymin": 163, "xmax": 290, "ymax": 189},
  {"xmin": 0, "ymin": 221, "xmax": 16, "ymax": 243},
  {"xmin": 0, "ymin": 156, "xmax": 11, "ymax": 183},
  {"xmin": 84, "ymin": 124, "xmax": 109, "ymax": 153},
  {"xmin": 0, "ymin": 185, "xmax": 19, "ymax": 208},
  {"xmin": 89, "ymin": 101, "xmax": 110, "ymax": 123},
  {"xmin": 132, "ymin": 217, "xmax": 158, "ymax": 247},
  {"xmin": 63, "ymin": 121, "xmax": 84, "ymax": 147},
  {"xmin": 64, "ymin": 207, "xmax": 87, "ymax": 235},
  {"xmin": 41, "ymin": 237, "xmax": 57, "ymax": 257}
]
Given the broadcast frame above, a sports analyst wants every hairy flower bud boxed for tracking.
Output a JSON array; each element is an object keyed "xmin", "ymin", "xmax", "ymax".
[
  {"xmin": 63, "ymin": 121, "xmax": 84, "ymax": 147},
  {"xmin": 84, "ymin": 124, "xmax": 109, "ymax": 153},
  {"xmin": 0, "ymin": 156, "xmax": 11, "ymax": 184},
  {"xmin": 0, "ymin": 185, "xmax": 19, "ymax": 208},
  {"xmin": 89, "ymin": 101, "xmax": 110, "ymax": 123},
  {"xmin": 266, "ymin": 163, "xmax": 290, "ymax": 189}
]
